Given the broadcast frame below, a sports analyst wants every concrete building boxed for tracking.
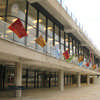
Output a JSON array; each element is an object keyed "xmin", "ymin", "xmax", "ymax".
[{"xmin": 0, "ymin": 0, "xmax": 100, "ymax": 98}]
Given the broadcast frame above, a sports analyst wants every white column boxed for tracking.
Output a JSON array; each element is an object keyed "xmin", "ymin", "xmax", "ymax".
[
  {"xmin": 77, "ymin": 73, "xmax": 81, "ymax": 87},
  {"xmin": 58, "ymin": 71, "xmax": 64, "ymax": 92},
  {"xmin": 87, "ymin": 75, "xmax": 90, "ymax": 86},
  {"xmin": 16, "ymin": 63, "xmax": 22, "ymax": 97}
]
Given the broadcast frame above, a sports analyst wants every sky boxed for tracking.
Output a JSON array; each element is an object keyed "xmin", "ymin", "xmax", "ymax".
[{"xmin": 63, "ymin": 0, "xmax": 100, "ymax": 51}]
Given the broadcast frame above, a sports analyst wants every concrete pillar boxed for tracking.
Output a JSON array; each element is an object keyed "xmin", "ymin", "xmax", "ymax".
[
  {"xmin": 77, "ymin": 73, "xmax": 81, "ymax": 87},
  {"xmin": 58, "ymin": 70, "xmax": 64, "ymax": 92},
  {"xmin": 16, "ymin": 63, "xmax": 22, "ymax": 97},
  {"xmin": 87, "ymin": 75, "xmax": 90, "ymax": 86}
]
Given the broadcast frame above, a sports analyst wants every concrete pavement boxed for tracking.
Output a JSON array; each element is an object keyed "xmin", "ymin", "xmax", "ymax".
[{"xmin": 0, "ymin": 84, "xmax": 100, "ymax": 100}]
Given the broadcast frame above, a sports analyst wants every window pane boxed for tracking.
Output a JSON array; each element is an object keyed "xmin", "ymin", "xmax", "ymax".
[
  {"xmin": 0, "ymin": 0, "xmax": 6, "ymax": 21},
  {"xmin": 7, "ymin": 0, "xmax": 26, "ymax": 44},
  {"xmin": 27, "ymin": 5, "xmax": 37, "ymax": 49}
]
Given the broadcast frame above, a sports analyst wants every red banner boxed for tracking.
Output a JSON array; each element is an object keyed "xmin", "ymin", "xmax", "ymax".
[
  {"xmin": 63, "ymin": 50, "xmax": 69, "ymax": 60},
  {"xmin": 8, "ymin": 18, "xmax": 27, "ymax": 38}
]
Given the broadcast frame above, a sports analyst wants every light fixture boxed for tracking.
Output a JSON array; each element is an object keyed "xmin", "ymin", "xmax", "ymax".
[
  {"xmin": 65, "ymin": 38, "xmax": 68, "ymax": 41},
  {"xmin": 28, "ymin": 26, "xmax": 33, "ymax": 29},
  {"xmin": 25, "ymin": 9, "xmax": 26, "ymax": 14},
  {"xmin": 30, "ymin": 40, "xmax": 35, "ymax": 44},
  {"xmin": 44, "ymin": 27, "xmax": 52, "ymax": 30},
  {"xmin": 48, "ymin": 38, "xmax": 53, "ymax": 41},
  {"xmin": 55, "ymin": 42, "xmax": 59, "ymax": 45},
  {"xmin": 6, "ymin": 30, "xmax": 12, "ymax": 34},
  {"xmin": 48, "ymin": 27, "xmax": 52, "ymax": 30},
  {"xmin": 32, "ymin": 19, "xmax": 42, "ymax": 24},
  {"xmin": 12, "ymin": 18, "xmax": 17, "ymax": 22},
  {"xmin": 0, "ymin": 17, "xmax": 4, "ymax": 20},
  {"xmin": 70, "ymin": 42, "xmax": 72, "ymax": 45}
]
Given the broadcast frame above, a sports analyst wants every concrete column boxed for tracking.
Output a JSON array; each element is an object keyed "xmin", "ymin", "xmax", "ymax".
[
  {"xmin": 16, "ymin": 63, "xmax": 22, "ymax": 97},
  {"xmin": 87, "ymin": 75, "xmax": 90, "ymax": 86},
  {"xmin": 77, "ymin": 73, "xmax": 81, "ymax": 87},
  {"xmin": 58, "ymin": 70, "xmax": 64, "ymax": 92}
]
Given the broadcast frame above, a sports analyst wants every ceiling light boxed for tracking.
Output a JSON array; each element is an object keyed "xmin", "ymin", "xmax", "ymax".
[
  {"xmin": 48, "ymin": 38, "xmax": 53, "ymax": 41},
  {"xmin": 48, "ymin": 27, "xmax": 52, "ymax": 30},
  {"xmin": 55, "ymin": 42, "xmax": 59, "ymax": 45},
  {"xmin": 28, "ymin": 26, "xmax": 33, "ymax": 29},
  {"xmin": 30, "ymin": 40, "xmax": 35, "ymax": 44},
  {"xmin": 65, "ymin": 38, "xmax": 68, "ymax": 41},
  {"xmin": 32, "ymin": 19, "xmax": 42, "ymax": 24},
  {"xmin": 0, "ymin": 17, "xmax": 4, "ymax": 20},
  {"xmin": 12, "ymin": 18, "xmax": 17, "ymax": 22},
  {"xmin": 6, "ymin": 30, "xmax": 12, "ymax": 34}
]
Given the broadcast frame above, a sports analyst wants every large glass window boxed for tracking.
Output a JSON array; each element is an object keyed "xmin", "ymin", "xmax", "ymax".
[
  {"xmin": 0, "ymin": 0, "xmax": 6, "ymax": 21},
  {"xmin": 61, "ymin": 30, "xmax": 64, "ymax": 59},
  {"xmin": 6, "ymin": 0, "xmax": 26, "ymax": 44},
  {"xmin": 27, "ymin": 4, "xmax": 37, "ymax": 49},
  {"xmin": 38, "ymin": 12, "xmax": 46, "ymax": 53},
  {"xmin": 65, "ymin": 34, "xmax": 68, "ymax": 50},
  {"xmin": 47, "ymin": 19, "xmax": 53, "ymax": 55}
]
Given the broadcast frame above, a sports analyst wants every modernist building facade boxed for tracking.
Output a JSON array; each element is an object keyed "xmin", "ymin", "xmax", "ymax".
[{"xmin": 0, "ymin": 0, "xmax": 100, "ymax": 98}]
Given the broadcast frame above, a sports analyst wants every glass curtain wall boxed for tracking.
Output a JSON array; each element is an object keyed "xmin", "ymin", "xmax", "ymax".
[
  {"xmin": 65, "ymin": 34, "xmax": 68, "ymax": 50},
  {"xmin": 0, "ymin": 0, "xmax": 6, "ymax": 21},
  {"xmin": 38, "ymin": 12, "xmax": 46, "ymax": 53},
  {"xmin": 0, "ymin": 0, "xmax": 65, "ymax": 59},
  {"xmin": 48, "ymin": 19, "xmax": 53, "ymax": 56},
  {"xmin": 7, "ymin": 0, "xmax": 26, "ymax": 43},
  {"xmin": 61, "ymin": 30, "xmax": 64, "ymax": 59},
  {"xmin": 27, "ymin": 4, "xmax": 37, "ymax": 49}
]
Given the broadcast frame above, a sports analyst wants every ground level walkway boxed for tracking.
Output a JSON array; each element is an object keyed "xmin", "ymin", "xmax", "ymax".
[{"xmin": 0, "ymin": 84, "xmax": 100, "ymax": 100}]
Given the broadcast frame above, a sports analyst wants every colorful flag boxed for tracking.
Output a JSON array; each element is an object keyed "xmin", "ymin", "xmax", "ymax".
[
  {"xmin": 8, "ymin": 18, "xmax": 27, "ymax": 38},
  {"xmin": 78, "ymin": 61, "xmax": 84, "ymax": 67},
  {"xmin": 66, "ymin": 55, "xmax": 75, "ymax": 63},
  {"xmin": 35, "ymin": 35, "xmax": 46, "ymax": 48},
  {"xmin": 78, "ymin": 56, "xmax": 84, "ymax": 63},
  {"xmin": 92, "ymin": 64, "xmax": 96, "ymax": 70},
  {"xmin": 63, "ymin": 50, "xmax": 69, "ymax": 60},
  {"xmin": 85, "ymin": 62, "xmax": 92, "ymax": 69},
  {"xmin": 86, "ymin": 62, "xmax": 89, "ymax": 67}
]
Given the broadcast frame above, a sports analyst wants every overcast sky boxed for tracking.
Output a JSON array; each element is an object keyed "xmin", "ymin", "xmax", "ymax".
[{"xmin": 63, "ymin": 0, "xmax": 100, "ymax": 51}]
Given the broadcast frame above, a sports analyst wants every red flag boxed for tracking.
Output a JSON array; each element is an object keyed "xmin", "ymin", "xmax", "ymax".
[
  {"xmin": 86, "ymin": 62, "xmax": 89, "ymax": 67},
  {"xmin": 63, "ymin": 50, "xmax": 69, "ymax": 60},
  {"xmin": 8, "ymin": 18, "xmax": 28, "ymax": 38}
]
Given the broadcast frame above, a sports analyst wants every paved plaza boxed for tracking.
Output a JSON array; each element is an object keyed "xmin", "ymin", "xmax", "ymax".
[{"xmin": 0, "ymin": 84, "xmax": 100, "ymax": 100}]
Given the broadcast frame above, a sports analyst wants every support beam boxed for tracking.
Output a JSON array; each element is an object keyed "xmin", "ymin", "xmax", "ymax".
[
  {"xmin": 16, "ymin": 63, "xmax": 22, "ymax": 97},
  {"xmin": 77, "ymin": 73, "xmax": 81, "ymax": 87},
  {"xmin": 58, "ymin": 71, "xmax": 64, "ymax": 92}
]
